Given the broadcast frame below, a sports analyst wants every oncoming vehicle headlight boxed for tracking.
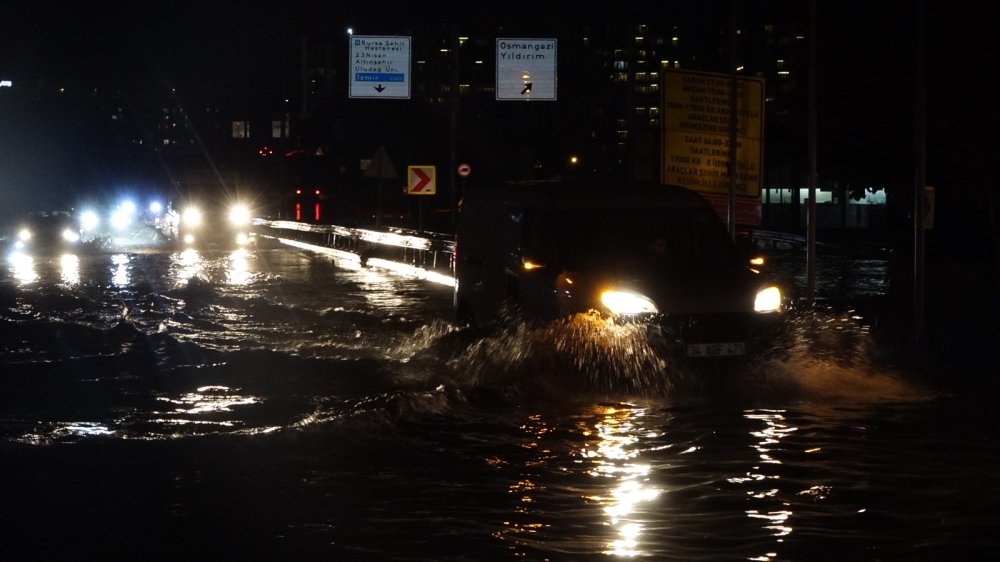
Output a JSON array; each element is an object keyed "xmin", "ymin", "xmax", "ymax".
[
  {"xmin": 228, "ymin": 204, "xmax": 251, "ymax": 227},
  {"xmin": 600, "ymin": 290, "xmax": 659, "ymax": 316},
  {"xmin": 79, "ymin": 210, "xmax": 100, "ymax": 231},
  {"xmin": 182, "ymin": 207, "xmax": 203, "ymax": 228},
  {"xmin": 754, "ymin": 285, "xmax": 782, "ymax": 313},
  {"xmin": 18, "ymin": 228, "xmax": 32, "ymax": 242},
  {"xmin": 62, "ymin": 228, "xmax": 80, "ymax": 243}
]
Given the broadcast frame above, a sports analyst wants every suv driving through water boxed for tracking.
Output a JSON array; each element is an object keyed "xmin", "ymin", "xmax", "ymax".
[{"xmin": 453, "ymin": 180, "xmax": 785, "ymax": 360}]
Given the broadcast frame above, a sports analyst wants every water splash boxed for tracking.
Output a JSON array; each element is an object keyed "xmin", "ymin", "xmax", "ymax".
[
  {"xmin": 388, "ymin": 305, "xmax": 934, "ymax": 408},
  {"xmin": 748, "ymin": 305, "xmax": 935, "ymax": 405}
]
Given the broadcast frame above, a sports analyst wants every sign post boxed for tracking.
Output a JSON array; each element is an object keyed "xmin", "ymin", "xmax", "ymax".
[
  {"xmin": 456, "ymin": 163, "xmax": 471, "ymax": 207},
  {"xmin": 364, "ymin": 146, "xmax": 398, "ymax": 227}
]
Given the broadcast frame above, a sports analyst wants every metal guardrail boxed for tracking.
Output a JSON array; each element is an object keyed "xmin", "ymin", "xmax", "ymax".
[
  {"xmin": 750, "ymin": 228, "xmax": 894, "ymax": 257},
  {"xmin": 251, "ymin": 219, "xmax": 457, "ymax": 285}
]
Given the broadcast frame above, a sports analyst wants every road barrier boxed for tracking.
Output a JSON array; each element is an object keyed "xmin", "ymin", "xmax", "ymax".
[{"xmin": 251, "ymin": 219, "xmax": 457, "ymax": 286}]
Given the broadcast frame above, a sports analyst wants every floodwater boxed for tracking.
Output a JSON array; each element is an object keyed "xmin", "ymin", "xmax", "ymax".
[{"xmin": 1, "ymin": 238, "xmax": 997, "ymax": 561}]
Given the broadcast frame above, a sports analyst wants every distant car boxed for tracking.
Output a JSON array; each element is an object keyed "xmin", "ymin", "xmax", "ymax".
[
  {"xmin": 6, "ymin": 210, "xmax": 84, "ymax": 256},
  {"xmin": 453, "ymin": 180, "xmax": 785, "ymax": 360},
  {"xmin": 162, "ymin": 200, "xmax": 254, "ymax": 249}
]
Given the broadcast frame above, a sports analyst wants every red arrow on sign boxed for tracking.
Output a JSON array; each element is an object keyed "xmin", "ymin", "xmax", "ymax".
[{"xmin": 411, "ymin": 167, "xmax": 431, "ymax": 192}]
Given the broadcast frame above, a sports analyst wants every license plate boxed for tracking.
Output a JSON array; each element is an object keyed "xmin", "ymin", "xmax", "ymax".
[{"xmin": 685, "ymin": 342, "xmax": 746, "ymax": 357}]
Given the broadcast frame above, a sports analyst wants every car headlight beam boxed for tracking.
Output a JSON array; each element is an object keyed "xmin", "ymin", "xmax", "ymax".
[
  {"xmin": 62, "ymin": 228, "xmax": 81, "ymax": 243},
  {"xmin": 228, "ymin": 204, "xmax": 251, "ymax": 227},
  {"xmin": 754, "ymin": 285, "xmax": 782, "ymax": 313},
  {"xmin": 600, "ymin": 290, "xmax": 659, "ymax": 316},
  {"xmin": 79, "ymin": 210, "xmax": 100, "ymax": 231},
  {"xmin": 182, "ymin": 207, "xmax": 203, "ymax": 228}
]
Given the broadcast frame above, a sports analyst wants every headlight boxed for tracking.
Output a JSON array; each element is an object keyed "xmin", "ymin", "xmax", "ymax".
[
  {"xmin": 228, "ymin": 204, "xmax": 251, "ymax": 226},
  {"xmin": 600, "ymin": 290, "xmax": 659, "ymax": 315},
  {"xmin": 111, "ymin": 209, "xmax": 132, "ymax": 230},
  {"xmin": 18, "ymin": 228, "xmax": 32, "ymax": 242},
  {"xmin": 754, "ymin": 286, "xmax": 782, "ymax": 313},
  {"xmin": 182, "ymin": 207, "xmax": 203, "ymax": 228},
  {"xmin": 62, "ymin": 228, "xmax": 80, "ymax": 243},
  {"xmin": 79, "ymin": 210, "xmax": 100, "ymax": 231}
]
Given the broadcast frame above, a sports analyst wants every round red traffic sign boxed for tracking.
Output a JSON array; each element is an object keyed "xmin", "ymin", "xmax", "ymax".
[{"xmin": 457, "ymin": 163, "xmax": 471, "ymax": 177}]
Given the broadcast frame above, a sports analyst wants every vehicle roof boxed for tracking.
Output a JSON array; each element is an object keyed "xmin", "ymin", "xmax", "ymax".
[
  {"xmin": 463, "ymin": 180, "xmax": 712, "ymax": 211},
  {"xmin": 25, "ymin": 210, "xmax": 75, "ymax": 220}
]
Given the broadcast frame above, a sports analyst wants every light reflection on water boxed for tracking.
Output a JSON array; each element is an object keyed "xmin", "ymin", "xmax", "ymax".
[
  {"xmin": 583, "ymin": 405, "xmax": 662, "ymax": 557},
  {"xmin": 226, "ymin": 248, "xmax": 252, "ymax": 285},
  {"xmin": 111, "ymin": 253, "xmax": 130, "ymax": 286},
  {"xmin": 359, "ymin": 266, "xmax": 410, "ymax": 310},
  {"xmin": 742, "ymin": 410, "xmax": 795, "ymax": 561},
  {"xmin": 173, "ymin": 248, "xmax": 202, "ymax": 284},
  {"xmin": 9, "ymin": 252, "xmax": 37, "ymax": 284},
  {"xmin": 59, "ymin": 253, "xmax": 80, "ymax": 286},
  {"xmin": 157, "ymin": 385, "xmax": 260, "ymax": 426}
]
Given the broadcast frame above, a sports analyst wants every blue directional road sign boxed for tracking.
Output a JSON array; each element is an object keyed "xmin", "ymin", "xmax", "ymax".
[{"xmin": 350, "ymin": 35, "xmax": 411, "ymax": 99}]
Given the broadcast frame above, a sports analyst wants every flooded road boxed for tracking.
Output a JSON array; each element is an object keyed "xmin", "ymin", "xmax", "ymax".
[{"xmin": 1, "ymin": 240, "xmax": 997, "ymax": 561}]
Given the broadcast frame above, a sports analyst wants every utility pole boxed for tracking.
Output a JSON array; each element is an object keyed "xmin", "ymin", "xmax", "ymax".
[
  {"xmin": 807, "ymin": 0, "xmax": 818, "ymax": 303},
  {"xmin": 301, "ymin": 36, "xmax": 308, "ymax": 118},
  {"xmin": 727, "ymin": 0, "xmax": 738, "ymax": 240},
  {"xmin": 449, "ymin": 25, "xmax": 460, "ymax": 227},
  {"xmin": 913, "ymin": 0, "xmax": 927, "ymax": 342}
]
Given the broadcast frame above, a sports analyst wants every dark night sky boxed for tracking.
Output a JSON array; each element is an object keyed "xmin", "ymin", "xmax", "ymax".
[{"xmin": 1, "ymin": 1, "xmax": 998, "ymax": 217}]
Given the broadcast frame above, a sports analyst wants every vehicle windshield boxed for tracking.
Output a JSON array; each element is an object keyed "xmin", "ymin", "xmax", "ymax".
[
  {"xmin": 26, "ymin": 210, "xmax": 74, "ymax": 222},
  {"xmin": 523, "ymin": 207, "xmax": 741, "ymax": 269}
]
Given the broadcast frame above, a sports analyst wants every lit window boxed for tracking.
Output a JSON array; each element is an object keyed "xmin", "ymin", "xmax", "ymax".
[
  {"xmin": 232, "ymin": 121, "xmax": 250, "ymax": 139},
  {"xmin": 272, "ymin": 120, "xmax": 288, "ymax": 139}
]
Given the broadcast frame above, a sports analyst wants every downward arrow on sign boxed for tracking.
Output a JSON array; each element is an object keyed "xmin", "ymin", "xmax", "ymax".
[{"xmin": 411, "ymin": 167, "xmax": 431, "ymax": 192}]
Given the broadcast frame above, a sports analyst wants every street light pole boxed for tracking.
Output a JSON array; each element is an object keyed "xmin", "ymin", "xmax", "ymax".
[
  {"xmin": 807, "ymin": 0, "xmax": 818, "ymax": 303},
  {"xmin": 913, "ymin": 0, "xmax": 927, "ymax": 342},
  {"xmin": 727, "ymin": 0, "xmax": 738, "ymax": 241},
  {"xmin": 449, "ymin": 25, "xmax": 461, "ymax": 228}
]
